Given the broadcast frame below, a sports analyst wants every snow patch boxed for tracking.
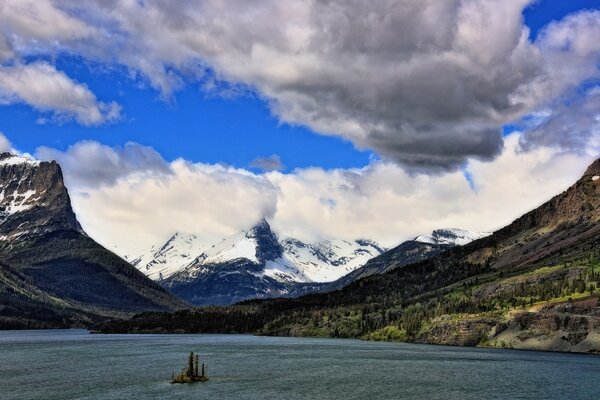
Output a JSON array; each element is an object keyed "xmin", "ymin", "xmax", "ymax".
[
  {"xmin": 0, "ymin": 154, "xmax": 40, "ymax": 167},
  {"xmin": 415, "ymin": 228, "xmax": 490, "ymax": 246},
  {"xmin": 592, "ymin": 175, "xmax": 599, "ymax": 181}
]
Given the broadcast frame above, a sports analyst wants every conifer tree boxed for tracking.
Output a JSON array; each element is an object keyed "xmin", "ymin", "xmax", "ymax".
[
  {"xmin": 188, "ymin": 352, "xmax": 194, "ymax": 377},
  {"xmin": 195, "ymin": 354, "xmax": 199, "ymax": 377}
]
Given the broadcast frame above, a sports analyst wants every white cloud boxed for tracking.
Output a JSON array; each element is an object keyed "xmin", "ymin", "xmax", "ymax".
[
  {"xmin": 36, "ymin": 140, "xmax": 170, "ymax": 188},
  {"xmin": 0, "ymin": 0, "xmax": 95, "ymax": 42},
  {"xmin": 0, "ymin": 131, "xmax": 13, "ymax": 153},
  {"xmin": 519, "ymin": 87, "xmax": 600, "ymax": 154},
  {"xmin": 31, "ymin": 135, "xmax": 594, "ymax": 255},
  {"xmin": 0, "ymin": 35, "xmax": 14, "ymax": 62},
  {"xmin": 536, "ymin": 10, "xmax": 600, "ymax": 96},
  {"xmin": 69, "ymin": 159, "xmax": 279, "ymax": 253},
  {"xmin": 0, "ymin": 62, "xmax": 121, "ymax": 125}
]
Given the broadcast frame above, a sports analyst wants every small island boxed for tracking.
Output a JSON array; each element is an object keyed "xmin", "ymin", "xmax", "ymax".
[{"xmin": 171, "ymin": 351, "xmax": 209, "ymax": 384}]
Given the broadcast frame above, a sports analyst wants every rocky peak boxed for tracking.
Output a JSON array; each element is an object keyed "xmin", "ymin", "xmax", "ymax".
[
  {"xmin": 0, "ymin": 153, "xmax": 82, "ymax": 243},
  {"xmin": 415, "ymin": 228, "xmax": 490, "ymax": 246},
  {"xmin": 248, "ymin": 218, "xmax": 283, "ymax": 263}
]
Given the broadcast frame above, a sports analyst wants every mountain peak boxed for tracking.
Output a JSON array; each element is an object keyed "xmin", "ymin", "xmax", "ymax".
[
  {"xmin": 0, "ymin": 152, "xmax": 41, "ymax": 166},
  {"xmin": 0, "ymin": 153, "xmax": 82, "ymax": 242},
  {"xmin": 250, "ymin": 217, "xmax": 271, "ymax": 231},
  {"xmin": 248, "ymin": 218, "xmax": 283, "ymax": 263},
  {"xmin": 415, "ymin": 228, "xmax": 490, "ymax": 246}
]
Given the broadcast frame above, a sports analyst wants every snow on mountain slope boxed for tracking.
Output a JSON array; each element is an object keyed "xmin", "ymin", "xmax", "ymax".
[
  {"xmin": 131, "ymin": 219, "xmax": 385, "ymax": 285},
  {"xmin": 194, "ymin": 231, "xmax": 259, "ymax": 265},
  {"xmin": 415, "ymin": 228, "xmax": 490, "ymax": 246},
  {"xmin": 130, "ymin": 233, "xmax": 213, "ymax": 280},
  {"xmin": 274, "ymin": 238, "xmax": 385, "ymax": 282}
]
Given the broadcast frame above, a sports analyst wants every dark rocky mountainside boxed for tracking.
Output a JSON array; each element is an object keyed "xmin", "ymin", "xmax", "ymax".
[
  {"xmin": 326, "ymin": 238, "xmax": 454, "ymax": 291},
  {"xmin": 103, "ymin": 158, "xmax": 600, "ymax": 354},
  {"xmin": 0, "ymin": 153, "xmax": 184, "ymax": 329}
]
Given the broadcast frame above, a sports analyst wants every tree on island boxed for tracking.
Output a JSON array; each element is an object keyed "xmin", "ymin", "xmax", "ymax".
[{"xmin": 171, "ymin": 351, "xmax": 209, "ymax": 384}]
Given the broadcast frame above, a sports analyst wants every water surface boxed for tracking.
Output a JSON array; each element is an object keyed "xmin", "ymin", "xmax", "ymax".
[{"xmin": 1, "ymin": 330, "xmax": 598, "ymax": 399}]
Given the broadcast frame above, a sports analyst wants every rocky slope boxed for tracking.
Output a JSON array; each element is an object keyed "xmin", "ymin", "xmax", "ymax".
[
  {"xmin": 328, "ymin": 228, "xmax": 489, "ymax": 290},
  {"xmin": 0, "ymin": 153, "xmax": 185, "ymax": 329}
]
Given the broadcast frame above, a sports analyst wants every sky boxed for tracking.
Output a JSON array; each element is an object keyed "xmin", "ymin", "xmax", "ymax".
[{"xmin": 0, "ymin": 0, "xmax": 599, "ymax": 255}]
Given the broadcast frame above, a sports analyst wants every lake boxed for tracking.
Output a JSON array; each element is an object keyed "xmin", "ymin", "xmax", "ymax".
[{"xmin": 0, "ymin": 330, "xmax": 599, "ymax": 399}]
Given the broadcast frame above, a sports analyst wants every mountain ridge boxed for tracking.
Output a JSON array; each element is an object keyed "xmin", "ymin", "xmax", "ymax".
[{"xmin": 0, "ymin": 153, "xmax": 185, "ymax": 329}]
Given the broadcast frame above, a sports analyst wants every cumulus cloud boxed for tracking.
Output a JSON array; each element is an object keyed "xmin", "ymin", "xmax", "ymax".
[
  {"xmin": 71, "ymin": 160, "xmax": 279, "ymax": 253},
  {"xmin": 250, "ymin": 155, "xmax": 285, "ymax": 172},
  {"xmin": 82, "ymin": 0, "xmax": 544, "ymax": 170},
  {"xmin": 27, "ymin": 134, "xmax": 593, "ymax": 255},
  {"xmin": 519, "ymin": 87, "xmax": 600, "ymax": 153},
  {"xmin": 0, "ymin": 131, "xmax": 13, "ymax": 153},
  {"xmin": 35, "ymin": 140, "xmax": 170, "ymax": 188},
  {"xmin": 0, "ymin": 62, "xmax": 121, "ymax": 125},
  {"xmin": 536, "ymin": 10, "xmax": 600, "ymax": 96},
  {"xmin": 0, "ymin": 1, "xmax": 598, "ymax": 166},
  {"xmin": 0, "ymin": 35, "xmax": 14, "ymax": 62},
  {"xmin": 0, "ymin": 0, "xmax": 95, "ymax": 42}
]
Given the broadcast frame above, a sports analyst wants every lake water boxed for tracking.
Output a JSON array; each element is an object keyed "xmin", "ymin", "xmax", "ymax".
[{"xmin": 1, "ymin": 330, "xmax": 599, "ymax": 400}]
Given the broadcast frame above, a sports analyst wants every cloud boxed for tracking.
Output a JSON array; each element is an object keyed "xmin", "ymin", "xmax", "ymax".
[
  {"xmin": 70, "ymin": 159, "xmax": 279, "ymax": 253},
  {"xmin": 519, "ymin": 87, "xmax": 600, "ymax": 153},
  {"xmin": 35, "ymin": 140, "xmax": 170, "ymax": 188},
  {"xmin": 514, "ymin": 11, "xmax": 600, "ymax": 153},
  {"xmin": 0, "ymin": 0, "xmax": 95, "ymax": 43},
  {"xmin": 87, "ymin": 0, "xmax": 544, "ymax": 170},
  {"xmin": 0, "ymin": 62, "xmax": 121, "ymax": 125},
  {"xmin": 250, "ymin": 155, "xmax": 285, "ymax": 171},
  {"xmin": 25, "ymin": 133, "xmax": 593, "ymax": 256},
  {"xmin": 0, "ymin": 131, "xmax": 13, "ymax": 153},
  {"xmin": 536, "ymin": 10, "xmax": 600, "ymax": 96},
  {"xmin": 1, "ymin": 1, "xmax": 598, "ymax": 168},
  {"xmin": 0, "ymin": 35, "xmax": 14, "ymax": 62}
]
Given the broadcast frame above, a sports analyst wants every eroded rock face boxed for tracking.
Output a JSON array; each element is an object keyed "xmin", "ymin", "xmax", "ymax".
[
  {"xmin": 417, "ymin": 316, "xmax": 497, "ymax": 347},
  {"xmin": 0, "ymin": 153, "xmax": 82, "ymax": 246}
]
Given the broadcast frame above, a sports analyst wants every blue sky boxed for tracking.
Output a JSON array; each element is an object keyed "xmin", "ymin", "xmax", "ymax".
[{"xmin": 1, "ymin": 0, "xmax": 596, "ymax": 173}]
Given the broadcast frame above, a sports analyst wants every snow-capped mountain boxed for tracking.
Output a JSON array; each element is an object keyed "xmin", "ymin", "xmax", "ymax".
[
  {"xmin": 131, "ymin": 219, "xmax": 385, "ymax": 305},
  {"xmin": 129, "ymin": 233, "xmax": 212, "ymax": 281},
  {"xmin": 326, "ymin": 228, "xmax": 490, "ymax": 290},
  {"xmin": 0, "ymin": 153, "xmax": 83, "ymax": 244},
  {"xmin": 279, "ymin": 237, "xmax": 385, "ymax": 282},
  {"xmin": 414, "ymin": 228, "xmax": 490, "ymax": 246}
]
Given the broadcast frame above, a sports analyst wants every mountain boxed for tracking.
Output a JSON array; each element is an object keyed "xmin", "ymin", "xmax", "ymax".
[
  {"xmin": 328, "ymin": 228, "xmax": 489, "ymax": 290},
  {"xmin": 414, "ymin": 228, "xmax": 490, "ymax": 246},
  {"xmin": 134, "ymin": 219, "xmax": 385, "ymax": 305},
  {"xmin": 128, "ymin": 233, "xmax": 212, "ymax": 281},
  {"xmin": 104, "ymin": 158, "xmax": 600, "ymax": 354},
  {"xmin": 0, "ymin": 153, "xmax": 184, "ymax": 329}
]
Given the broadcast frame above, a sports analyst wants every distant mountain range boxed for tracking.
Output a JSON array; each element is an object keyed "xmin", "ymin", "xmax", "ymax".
[
  {"xmin": 103, "ymin": 158, "xmax": 600, "ymax": 354},
  {"xmin": 0, "ymin": 153, "xmax": 184, "ymax": 329},
  {"xmin": 125, "ymin": 220, "xmax": 487, "ymax": 305},
  {"xmin": 127, "ymin": 219, "xmax": 384, "ymax": 305}
]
